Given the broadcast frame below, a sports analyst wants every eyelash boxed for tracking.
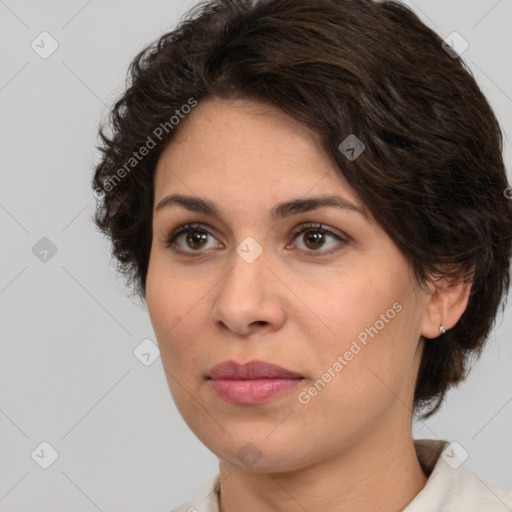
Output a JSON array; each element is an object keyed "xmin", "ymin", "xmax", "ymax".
[{"xmin": 164, "ymin": 222, "xmax": 348, "ymax": 258}]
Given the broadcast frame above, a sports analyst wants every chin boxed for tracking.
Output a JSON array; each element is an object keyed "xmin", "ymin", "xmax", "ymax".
[{"xmin": 201, "ymin": 432, "xmax": 315, "ymax": 474}]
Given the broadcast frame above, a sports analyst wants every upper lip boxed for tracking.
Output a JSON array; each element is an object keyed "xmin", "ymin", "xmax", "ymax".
[{"xmin": 207, "ymin": 360, "xmax": 303, "ymax": 380}]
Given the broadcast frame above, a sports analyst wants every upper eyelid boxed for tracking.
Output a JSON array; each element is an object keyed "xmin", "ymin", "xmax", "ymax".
[
  {"xmin": 168, "ymin": 221, "xmax": 342, "ymax": 237},
  {"xmin": 170, "ymin": 222, "xmax": 221, "ymax": 240},
  {"xmin": 290, "ymin": 222, "xmax": 347, "ymax": 239}
]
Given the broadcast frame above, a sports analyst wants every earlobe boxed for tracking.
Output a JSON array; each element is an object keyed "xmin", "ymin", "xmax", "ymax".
[{"xmin": 421, "ymin": 273, "xmax": 473, "ymax": 340}]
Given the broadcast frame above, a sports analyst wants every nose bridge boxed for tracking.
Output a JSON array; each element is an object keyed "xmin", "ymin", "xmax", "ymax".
[
  {"xmin": 219, "ymin": 238, "xmax": 268, "ymax": 307},
  {"xmin": 211, "ymin": 237, "xmax": 284, "ymax": 333}
]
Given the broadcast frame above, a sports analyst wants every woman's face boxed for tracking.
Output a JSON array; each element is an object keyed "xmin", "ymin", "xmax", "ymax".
[{"xmin": 146, "ymin": 97, "xmax": 430, "ymax": 472}]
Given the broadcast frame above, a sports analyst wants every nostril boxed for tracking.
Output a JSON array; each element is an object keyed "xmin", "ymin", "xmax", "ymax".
[{"xmin": 251, "ymin": 321, "xmax": 267, "ymax": 327}]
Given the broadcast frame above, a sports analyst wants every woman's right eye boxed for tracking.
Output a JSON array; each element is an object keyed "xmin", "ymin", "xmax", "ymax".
[{"xmin": 165, "ymin": 223, "xmax": 223, "ymax": 256}]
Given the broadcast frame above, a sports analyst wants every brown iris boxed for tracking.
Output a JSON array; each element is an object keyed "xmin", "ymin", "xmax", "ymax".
[
  {"xmin": 186, "ymin": 231, "xmax": 209, "ymax": 250},
  {"xmin": 302, "ymin": 230, "xmax": 325, "ymax": 250}
]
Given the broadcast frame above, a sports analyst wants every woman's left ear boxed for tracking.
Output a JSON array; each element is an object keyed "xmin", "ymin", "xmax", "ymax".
[{"xmin": 421, "ymin": 271, "xmax": 473, "ymax": 339}]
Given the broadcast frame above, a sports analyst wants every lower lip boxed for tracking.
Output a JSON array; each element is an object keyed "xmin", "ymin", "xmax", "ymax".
[{"xmin": 209, "ymin": 378, "xmax": 303, "ymax": 405}]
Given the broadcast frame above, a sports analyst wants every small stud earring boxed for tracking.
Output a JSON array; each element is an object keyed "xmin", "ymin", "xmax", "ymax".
[{"xmin": 439, "ymin": 324, "xmax": 446, "ymax": 334}]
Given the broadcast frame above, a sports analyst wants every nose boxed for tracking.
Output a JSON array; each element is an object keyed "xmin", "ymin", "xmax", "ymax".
[{"xmin": 210, "ymin": 246, "xmax": 286, "ymax": 337}]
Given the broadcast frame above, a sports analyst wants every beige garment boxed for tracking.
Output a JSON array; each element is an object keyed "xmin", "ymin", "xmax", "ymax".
[{"xmin": 170, "ymin": 439, "xmax": 512, "ymax": 512}]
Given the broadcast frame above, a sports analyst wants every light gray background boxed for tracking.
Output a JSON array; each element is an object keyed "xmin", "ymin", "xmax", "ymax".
[{"xmin": 1, "ymin": 0, "xmax": 511, "ymax": 510}]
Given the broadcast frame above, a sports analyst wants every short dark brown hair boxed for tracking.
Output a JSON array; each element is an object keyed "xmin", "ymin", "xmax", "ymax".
[{"xmin": 92, "ymin": 0, "xmax": 512, "ymax": 418}]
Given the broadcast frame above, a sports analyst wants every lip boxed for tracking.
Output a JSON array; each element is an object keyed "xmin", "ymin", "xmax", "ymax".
[
  {"xmin": 207, "ymin": 360, "xmax": 303, "ymax": 380},
  {"xmin": 207, "ymin": 360, "xmax": 304, "ymax": 405}
]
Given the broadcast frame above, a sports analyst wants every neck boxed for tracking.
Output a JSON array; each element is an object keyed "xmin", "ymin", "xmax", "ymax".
[{"xmin": 217, "ymin": 424, "xmax": 428, "ymax": 512}]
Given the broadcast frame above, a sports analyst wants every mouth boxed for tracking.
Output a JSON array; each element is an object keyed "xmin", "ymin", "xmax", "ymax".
[{"xmin": 206, "ymin": 360, "xmax": 304, "ymax": 405}]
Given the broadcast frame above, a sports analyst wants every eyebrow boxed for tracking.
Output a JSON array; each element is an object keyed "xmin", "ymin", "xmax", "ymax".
[{"xmin": 155, "ymin": 193, "xmax": 366, "ymax": 222}]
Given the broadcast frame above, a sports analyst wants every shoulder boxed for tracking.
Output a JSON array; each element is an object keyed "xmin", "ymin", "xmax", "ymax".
[
  {"xmin": 168, "ymin": 474, "xmax": 221, "ymax": 512},
  {"xmin": 408, "ymin": 439, "xmax": 512, "ymax": 511}
]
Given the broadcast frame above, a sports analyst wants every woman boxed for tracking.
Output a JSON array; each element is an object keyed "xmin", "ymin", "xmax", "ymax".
[{"xmin": 92, "ymin": 0, "xmax": 512, "ymax": 510}]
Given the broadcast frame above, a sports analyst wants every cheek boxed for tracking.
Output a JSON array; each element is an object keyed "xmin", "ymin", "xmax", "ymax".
[
  {"xmin": 303, "ymin": 272, "xmax": 393, "ymax": 348},
  {"xmin": 145, "ymin": 251, "xmax": 209, "ymax": 372},
  {"xmin": 311, "ymin": 267, "xmax": 421, "ymax": 384},
  {"xmin": 146, "ymin": 252, "xmax": 188, "ymax": 348}
]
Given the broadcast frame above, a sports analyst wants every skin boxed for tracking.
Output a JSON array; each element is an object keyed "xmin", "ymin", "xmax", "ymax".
[{"xmin": 145, "ymin": 97, "xmax": 472, "ymax": 512}]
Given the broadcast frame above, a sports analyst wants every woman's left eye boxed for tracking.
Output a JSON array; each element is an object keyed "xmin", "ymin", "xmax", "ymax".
[
  {"xmin": 287, "ymin": 223, "xmax": 348, "ymax": 256},
  {"xmin": 164, "ymin": 222, "xmax": 348, "ymax": 257}
]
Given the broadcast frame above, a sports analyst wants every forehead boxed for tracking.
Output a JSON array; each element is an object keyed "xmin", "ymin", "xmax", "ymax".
[{"xmin": 153, "ymin": 97, "xmax": 362, "ymax": 210}]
